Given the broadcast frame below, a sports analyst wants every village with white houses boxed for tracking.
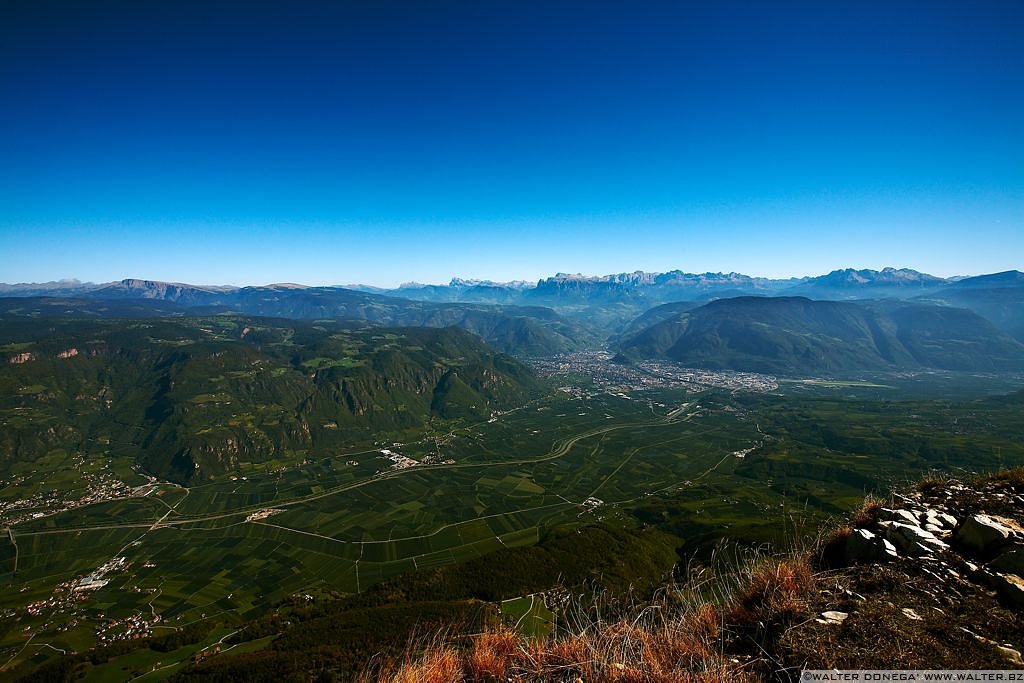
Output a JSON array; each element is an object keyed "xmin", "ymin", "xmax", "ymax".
[{"xmin": 0, "ymin": 453, "xmax": 167, "ymax": 528}]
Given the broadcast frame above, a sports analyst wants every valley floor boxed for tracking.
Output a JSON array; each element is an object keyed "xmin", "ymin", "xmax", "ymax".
[{"xmin": 3, "ymin": 371, "xmax": 1024, "ymax": 680}]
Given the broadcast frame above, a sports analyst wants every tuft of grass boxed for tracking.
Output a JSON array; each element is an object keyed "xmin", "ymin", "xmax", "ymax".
[
  {"xmin": 370, "ymin": 643, "xmax": 462, "ymax": 683},
  {"xmin": 814, "ymin": 525, "xmax": 854, "ymax": 570},
  {"xmin": 727, "ymin": 555, "xmax": 816, "ymax": 628},
  {"xmin": 914, "ymin": 470, "xmax": 952, "ymax": 493},
  {"xmin": 851, "ymin": 495, "xmax": 884, "ymax": 528},
  {"xmin": 467, "ymin": 627, "xmax": 520, "ymax": 681},
  {"xmin": 506, "ymin": 601, "xmax": 754, "ymax": 682}
]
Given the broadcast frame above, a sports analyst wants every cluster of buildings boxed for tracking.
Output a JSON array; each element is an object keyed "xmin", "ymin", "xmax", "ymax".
[
  {"xmin": 24, "ymin": 587, "xmax": 90, "ymax": 618},
  {"xmin": 527, "ymin": 351, "xmax": 778, "ymax": 393},
  {"xmin": 635, "ymin": 359, "xmax": 779, "ymax": 392},
  {"xmin": 379, "ymin": 449, "xmax": 420, "ymax": 470},
  {"xmin": 0, "ymin": 455, "xmax": 149, "ymax": 526},
  {"xmin": 95, "ymin": 610, "xmax": 161, "ymax": 643},
  {"xmin": 25, "ymin": 557, "xmax": 128, "ymax": 618},
  {"xmin": 244, "ymin": 508, "xmax": 282, "ymax": 522},
  {"xmin": 419, "ymin": 454, "xmax": 456, "ymax": 465}
]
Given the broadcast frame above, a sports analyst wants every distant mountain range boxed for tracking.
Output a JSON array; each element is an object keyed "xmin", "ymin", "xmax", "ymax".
[
  {"xmin": 2, "ymin": 268, "xmax": 1023, "ymax": 372},
  {"xmin": 356, "ymin": 267, "xmax": 970, "ymax": 304},
  {"xmin": 2, "ymin": 267, "xmax": 999, "ymax": 310},
  {"xmin": 0, "ymin": 267, "xmax": 1007, "ymax": 303},
  {"xmin": 353, "ymin": 270, "xmax": 799, "ymax": 306}
]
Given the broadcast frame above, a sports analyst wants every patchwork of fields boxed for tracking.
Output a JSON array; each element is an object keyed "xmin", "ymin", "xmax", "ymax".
[{"xmin": 4, "ymin": 380, "xmax": 1024, "ymax": 678}]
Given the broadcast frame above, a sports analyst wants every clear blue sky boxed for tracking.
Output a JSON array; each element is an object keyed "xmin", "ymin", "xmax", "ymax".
[{"xmin": 1, "ymin": 0, "xmax": 1021, "ymax": 286}]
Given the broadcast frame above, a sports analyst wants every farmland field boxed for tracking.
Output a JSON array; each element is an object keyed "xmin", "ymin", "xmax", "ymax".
[{"xmin": 3, "ymin": 379, "xmax": 1024, "ymax": 678}]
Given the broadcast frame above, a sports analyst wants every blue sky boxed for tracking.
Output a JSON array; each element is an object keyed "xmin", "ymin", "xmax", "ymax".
[{"xmin": 2, "ymin": 1, "xmax": 1021, "ymax": 286}]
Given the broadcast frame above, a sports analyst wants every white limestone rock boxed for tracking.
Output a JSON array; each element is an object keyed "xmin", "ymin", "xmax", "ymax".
[
  {"xmin": 817, "ymin": 610, "xmax": 849, "ymax": 625},
  {"xmin": 955, "ymin": 514, "xmax": 1012, "ymax": 555}
]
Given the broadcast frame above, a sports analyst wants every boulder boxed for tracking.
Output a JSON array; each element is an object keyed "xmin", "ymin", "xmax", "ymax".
[
  {"xmin": 885, "ymin": 522, "xmax": 940, "ymax": 555},
  {"xmin": 930, "ymin": 511, "xmax": 959, "ymax": 529},
  {"xmin": 955, "ymin": 514, "xmax": 1012, "ymax": 556},
  {"xmin": 970, "ymin": 566, "xmax": 1000, "ymax": 589},
  {"xmin": 918, "ymin": 536, "xmax": 950, "ymax": 552},
  {"xmin": 845, "ymin": 527, "xmax": 898, "ymax": 564},
  {"xmin": 913, "ymin": 542, "xmax": 933, "ymax": 556},
  {"xmin": 993, "ymin": 573, "xmax": 1024, "ymax": 607},
  {"xmin": 990, "ymin": 546, "xmax": 1024, "ymax": 576},
  {"xmin": 880, "ymin": 507, "xmax": 921, "ymax": 526}
]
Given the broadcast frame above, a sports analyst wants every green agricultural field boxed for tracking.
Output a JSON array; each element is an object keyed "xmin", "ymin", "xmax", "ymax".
[
  {"xmin": 501, "ymin": 594, "xmax": 554, "ymax": 638},
  {"xmin": 4, "ymin": 379, "xmax": 1024, "ymax": 679}
]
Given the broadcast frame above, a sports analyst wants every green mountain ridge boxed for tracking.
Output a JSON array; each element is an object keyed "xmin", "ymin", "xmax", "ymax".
[
  {"xmin": 0, "ymin": 292, "xmax": 598, "ymax": 357},
  {"xmin": 0, "ymin": 317, "xmax": 544, "ymax": 484},
  {"xmin": 617, "ymin": 296, "xmax": 1024, "ymax": 375}
]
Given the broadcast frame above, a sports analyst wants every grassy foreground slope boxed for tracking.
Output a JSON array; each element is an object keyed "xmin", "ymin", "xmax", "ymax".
[{"xmin": 347, "ymin": 468, "xmax": 1024, "ymax": 682}]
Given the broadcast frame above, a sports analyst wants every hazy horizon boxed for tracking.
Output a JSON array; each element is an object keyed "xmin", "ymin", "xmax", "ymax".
[{"xmin": 3, "ymin": 263, "xmax": 1017, "ymax": 291}]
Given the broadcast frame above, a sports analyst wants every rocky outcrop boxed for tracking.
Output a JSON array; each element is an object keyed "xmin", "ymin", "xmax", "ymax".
[
  {"xmin": 841, "ymin": 485, "xmax": 1024, "ymax": 602},
  {"xmin": 803, "ymin": 474, "xmax": 1024, "ymax": 669},
  {"xmin": 955, "ymin": 514, "xmax": 1015, "ymax": 556},
  {"xmin": 843, "ymin": 527, "xmax": 897, "ymax": 564},
  {"xmin": 994, "ymin": 572, "xmax": 1024, "ymax": 607},
  {"xmin": 991, "ymin": 547, "xmax": 1024, "ymax": 575}
]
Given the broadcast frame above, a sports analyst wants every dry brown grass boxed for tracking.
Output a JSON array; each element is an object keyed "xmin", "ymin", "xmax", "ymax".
[
  {"xmin": 362, "ymin": 601, "xmax": 761, "ymax": 681},
  {"xmin": 466, "ymin": 627, "xmax": 521, "ymax": 681},
  {"xmin": 814, "ymin": 525, "xmax": 853, "ymax": 570},
  {"xmin": 914, "ymin": 470, "xmax": 952, "ymax": 493},
  {"xmin": 505, "ymin": 603, "xmax": 755, "ymax": 682},
  {"xmin": 851, "ymin": 495, "xmax": 884, "ymax": 528},
  {"xmin": 375, "ymin": 644, "xmax": 462, "ymax": 683},
  {"xmin": 727, "ymin": 555, "xmax": 815, "ymax": 628},
  {"xmin": 976, "ymin": 465, "xmax": 1024, "ymax": 488},
  {"xmin": 370, "ymin": 549, "xmax": 821, "ymax": 682}
]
